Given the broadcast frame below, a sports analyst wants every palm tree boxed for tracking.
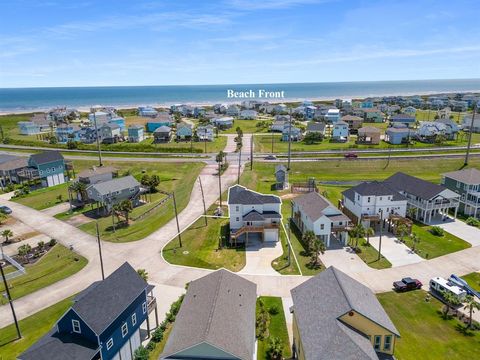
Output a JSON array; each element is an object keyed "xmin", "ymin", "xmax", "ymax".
[
  {"xmin": 349, "ymin": 224, "xmax": 365, "ymax": 249},
  {"xmin": 119, "ymin": 200, "xmax": 133, "ymax": 224},
  {"xmin": 310, "ymin": 238, "xmax": 326, "ymax": 267},
  {"xmin": 18, "ymin": 244, "xmax": 32, "ymax": 263},
  {"xmin": 441, "ymin": 290, "xmax": 460, "ymax": 319},
  {"xmin": 0, "ymin": 212, "xmax": 8, "ymax": 225},
  {"xmin": 1, "ymin": 229, "xmax": 13, "ymax": 244},
  {"xmin": 69, "ymin": 181, "xmax": 87, "ymax": 202},
  {"xmin": 136, "ymin": 268, "xmax": 148, "ymax": 282},
  {"xmin": 410, "ymin": 232, "xmax": 420, "ymax": 252},
  {"xmin": 463, "ymin": 295, "xmax": 480, "ymax": 329},
  {"xmin": 256, "ymin": 299, "xmax": 270, "ymax": 340},
  {"xmin": 302, "ymin": 230, "xmax": 316, "ymax": 255},
  {"xmin": 407, "ymin": 207, "xmax": 416, "ymax": 220},
  {"xmin": 396, "ymin": 223, "xmax": 409, "ymax": 243},
  {"xmin": 365, "ymin": 227, "xmax": 375, "ymax": 245},
  {"xmin": 266, "ymin": 337, "xmax": 284, "ymax": 360}
]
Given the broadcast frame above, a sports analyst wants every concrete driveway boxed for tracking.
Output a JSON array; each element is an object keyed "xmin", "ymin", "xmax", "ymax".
[
  {"xmin": 430, "ymin": 216, "xmax": 480, "ymax": 246},
  {"xmin": 239, "ymin": 238, "xmax": 282, "ymax": 276},
  {"xmin": 368, "ymin": 233, "xmax": 423, "ymax": 267},
  {"xmin": 320, "ymin": 245, "xmax": 372, "ymax": 274}
]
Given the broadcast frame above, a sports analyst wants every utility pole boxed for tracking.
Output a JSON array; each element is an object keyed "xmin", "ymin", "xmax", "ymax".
[
  {"xmin": 172, "ymin": 192, "xmax": 182, "ymax": 247},
  {"xmin": 287, "ymin": 111, "xmax": 292, "ymax": 171},
  {"xmin": 250, "ymin": 134, "xmax": 253, "ymax": 170},
  {"xmin": 218, "ymin": 155, "xmax": 222, "ymax": 208},
  {"xmin": 96, "ymin": 222, "xmax": 105, "ymax": 280},
  {"xmin": 1, "ymin": 262, "xmax": 22, "ymax": 339},
  {"xmin": 92, "ymin": 109, "xmax": 103, "ymax": 167},
  {"xmin": 377, "ymin": 209, "xmax": 383, "ymax": 261},
  {"xmin": 287, "ymin": 219, "xmax": 291, "ymax": 267},
  {"xmin": 465, "ymin": 103, "xmax": 477, "ymax": 166},
  {"xmin": 237, "ymin": 144, "xmax": 242, "ymax": 184},
  {"xmin": 198, "ymin": 177, "xmax": 207, "ymax": 226},
  {"xmin": 271, "ymin": 129, "xmax": 274, "ymax": 153}
]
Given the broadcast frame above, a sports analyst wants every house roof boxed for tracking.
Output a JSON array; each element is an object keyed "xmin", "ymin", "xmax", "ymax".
[
  {"xmin": 443, "ymin": 168, "xmax": 480, "ymax": 185},
  {"xmin": 78, "ymin": 166, "xmax": 117, "ymax": 179},
  {"xmin": 161, "ymin": 270, "xmax": 257, "ymax": 360},
  {"xmin": 390, "ymin": 114, "xmax": 415, "ymax": 122},
  {"xmin": 275, "ymin": 164, "xmax": 287, "ymax": 173},
  {"xmin": 228, "ymin": 185, "xmax": 281, "ymax": 205},
  {"xmin": 88, "ymin": 175, "xmax": 140, "ymax": 196},
  {"xmin": 307, "ymin": 122, "xmax": 326, "ymax": 132},
  {"xmin": 0, "ymin": 155, "xmax": 28, "ymax": 171},
  {"xmin": 342, "ymin": 181, "xmax": 406, "ymax": 202},
  {"xmin": 358, "ymin": 126, "xmax": 381, "ymax": 135},
  {"xmin": 128, "ymin": 125, "xmax": 144, "ymax": 130},
  {"xmin": 243, "ymin": 210, "xmax": 265, "ymax": 221},
  {"xmin": 71, "ymin": 262, "xmax": 148, "ymax": 335},
  {"xmin": 384, "ymin": 172, "xmax": 453, "ymax": 200},
  {"xmin": 30, "ymin": 151, "xmax": 64, "ymax": 165},
  {"xmin": 292, "ymin": 192, "xmax": 335, "ymax": 221},
  {"xmin": 334, "ymin": 120, "xmax": 348, "ymax": 126},
  {"xmin": 154, "ymin": 126, "xmax": 172, "ymax": 133},
  {"xmin": 18, "ymin": 329, "xmax": 100, "ymax": 360},
  {"xmin": 342, "ymin": 115, "xmax": 363, "ymax": 121},
  {"xmin": 290, "ymin": 267, "xmax": 399, "ymax": 360},
  {"xmin": 386, "ymin": 127, "xmax": 410, "ymax": 134}
]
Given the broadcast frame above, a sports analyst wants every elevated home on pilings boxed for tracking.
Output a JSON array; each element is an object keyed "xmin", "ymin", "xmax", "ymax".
[{"xmin": 227, "ymin": 185, "xmax": 282, "ymax": 246}]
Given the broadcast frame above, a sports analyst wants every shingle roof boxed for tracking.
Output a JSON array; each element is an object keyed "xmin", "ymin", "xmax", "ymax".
[
  {"xmin": 243, "ymin": 210, "xmax": 265, "ymax": 221},
  {"xmin": 275, "ymin": 164, "xmax": 287, "ymax": 173},
  {"xmin": 291, "ymin": 267, "xmax": 399, "ymax": 360},
  {"xmin": 161, "ymin": 270, "xmax": 257, "ymax": 360},
  {"xmin": 342, "ymin": 181, "xmax": 406, "ymax": 202},
  {"xmin": 307, "ymin": 122, "xmax": 326, "ymax": 132},
  {"xmin": 228, "ymin": 185, "xmax": 281, "ymax": 205},
  {"xmin": 358, "ymin": 126, "xmax": 381, "ymax": 135},
  {"xmin": 30, "ymin": 151, "xmax": 64, "ymax": 165},
  {"xmin": 71, "ymin": 262, "xmax": 147, "ymax": 334},
  {"xmin": 390, "ymin": 114, "xmax": 415, "ymax": 122},
  {"xmin": 154, "ymin": 126, "xmax": 172, "ymax": 133},
  {"xmin": 292, "ymin": 192, "xmax": 334, "ymax": 221},
  {"xmin": 78, "ymin": 166, "xmax": 117, "ymax": 179},
  {"xmin": 18, "ymin": 329, "xmax": 100, "ymax": 360},
  {"xmin": 88, "ymin": 175, "xmax": 140, "ymax": 196},
  {"xmin": 442, "ymin": 168, "xmax": 480, "ymax": 185},
  {"xmin": 0, "ymin": 157, "xmax": 28, "ymax": 171},
  {"xmin": 384, "ymin": 172, "xmax": 451, "ymax": 200},
  {"xmin": 342, "ymin": 115, "xmax": 363, "ymax": 121}
]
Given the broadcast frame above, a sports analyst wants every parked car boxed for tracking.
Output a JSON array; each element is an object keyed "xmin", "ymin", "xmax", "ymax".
[
  {"xmin": 0, "ymin": 206, "xmax": 12, "ymax": 214},
  {"xmin": 264, "ymin": 155, "xmax": 277, "ymax": 160},
  {"xmin": 393, "ymin": 277, "xmax": 422, "ymax": 292},
  {"xmin": 344, "ymin": 152, "xmax": 358, "ymax": 159}
]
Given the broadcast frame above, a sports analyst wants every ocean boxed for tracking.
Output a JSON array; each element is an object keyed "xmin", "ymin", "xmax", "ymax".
[{"xmin": 1, "ymin": 79, "xmax": 479, "ymax": 113}]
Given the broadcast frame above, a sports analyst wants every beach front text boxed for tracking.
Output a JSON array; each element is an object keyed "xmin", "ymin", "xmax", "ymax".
[{"xmin": 226, "ymin": 89, "xmax": 285, "ymax": 99}]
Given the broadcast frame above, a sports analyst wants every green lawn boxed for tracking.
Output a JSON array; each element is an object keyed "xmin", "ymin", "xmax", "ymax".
[
  {"xmin": 357, "ymin": 240, "xmax": 392, "ymax": 269},
  {"xmin": 0, "ymin": 244, "xmax": 87, "ymax": 305},
  {"xmin": 256, "ymin": 297, "xmax": 291, "ymax": 360},
  {"xmin": 12, "ymin": 183, "xmax": 69, "ymax": 210},
  {"xmin": 221, "ymin": 119, "xmax": 272, "ymax": 134},
  {"xmin": 461, "ymin": 272, "xmax": 480, "ymax": 292},
  {"xmin": 0, "ymin": 296, "xmax": 74, "ymax": 359},
  {"xmin": 78, "ymin": 162, "xmax": 204, "ymax": 242},
  {"xmin": 162, "ymin": 217, "xmax": 245, "ymax": 271},
  {"xmin": 271, "ymin": 224, "xmax": 301, "ymax": 275},
  {"xmin": 378, "ymin": 290, "xmax": 480, "ymax": 360},
  {"xmin": 406, "ymin": 222, "xmax": 471, "ymax": 259}
]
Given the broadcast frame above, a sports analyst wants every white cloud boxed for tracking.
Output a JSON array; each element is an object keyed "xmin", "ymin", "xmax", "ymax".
[{"xmin": 225, "ymin": 0, "xmax": 326, "ymax": 10}]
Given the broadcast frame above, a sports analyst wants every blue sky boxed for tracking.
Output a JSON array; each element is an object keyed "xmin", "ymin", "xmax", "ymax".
[{"xmin": 1, "ymin": 0, "xmax": 479, "ymax": 87}]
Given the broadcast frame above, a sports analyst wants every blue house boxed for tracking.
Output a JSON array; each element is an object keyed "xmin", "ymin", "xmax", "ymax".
[
  {"xmin": 19, "ymin": 262, "xmax": 158, "ymax": 360},
  {"xmin": 385, "ymin": 127, "xmax": 414, "ymax": 144},
  {"xmin": 146, "ymin": 120, "xmax": 173, "ymax": 132},
  {"xmin": 282, "ymin": 124, "xmax": 303, "ymax": 141},
  {"xmin": 138, "ymin": 106, "xmax": 158, "ymax": 117},
  {"xmin": 108, "ymin": 117, "xmax": 126, "ymax": 131},
  {"xmin": 390, "ymin": 114, "xmax": 416, "ymax": 128},
  {"xmin": 128, "ymin": 125, "xmax": 145, "ymax": 143},
  {"xmin": 28, "ymin": 151, "xmax": 66, "ymax": 187},
  {"xmin": 361, "ymin": 99, "xmax": 374, "ymax": 109},
  {"xmin": 176, "ymin": 123, "xmax": 193, "ymax": 140},
  {"xmin": 56, "ymin": 125, "xmax": 80, "ymax": 143},
  {"xmin": 331, "ymin": 120, "xmax": 349, "ymax": 142},
  {"xmin": 18, "ymin": 121, "xmax": 41, "ymax": 135}
]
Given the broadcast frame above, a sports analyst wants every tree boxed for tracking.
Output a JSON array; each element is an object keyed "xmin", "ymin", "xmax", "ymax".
[
  {"xmin": 256, "ymin": 299, "xmax": 270, "ymax": 340},
  {"xmin": 18, "ymin": 244, "xmax": 32, "ymax": 263},
  {"xmin": 396, "ymin": 224, "xmax": 409, "ymax": 243},
  {"xmin": 37, "ymin": 240, "xmax": 45, "ymax": 250},
  {"xmin": 137, "ymin": 268, "xmax": 149, "ymax": 282},
  {"xmin": 2, "ymin": 229, "xmax": 13, "ymax": 244},
  {"xmin": 149, "ymin": 175, "xmax": 160, "ymax": 192},
  {"xmin": 365, "ymin": 227, "xmax": 375, "ymax": 245},
  {"xmin": 302, "ymin": 230, "xmax": 316, "ymax": 255},
  {"xmin": 69, "ymin": 181, "xmax": 87, "ymax": 202},
  {"xmin": 119, "ymin": 199, "xmax": 133, "ymax": 224},
  {"xmin": 133, "ymin": 346, "xmax": 149, "ymax": 360},
  {"xmin": 310, "ymin": 238, "xmax": 326, "ymax": 267},
  {"xmin": 441, "ymin": 290, "xmax": 460, "ymax": 319},
  {"xmin": 410, "ymin": 232, "xmax": 420, "ymax": 252},
  {"xmin": 304, "ymin": 132, "xmax": 323, "ymax": 144},
  {"xmin": 0, "ymin": 212, "xmax": 8, "ymax": 225},
  {"xmin": 407, "ymin": 207, "xmax": 416, "ymax": 220},
  {"xmin": 266, "ymin": 337, "xmax": 284, "ymax": 360},
  {"xmin": 463, "ymin": 295, "xmax": 480, "ymax": 329},
  {"xmin": 349, "ymin": 224, "xmax": 365, "ymax": 249},
  {"xmin": 435, "ymin": 133, "xmax": 447, "ymax": 145}
]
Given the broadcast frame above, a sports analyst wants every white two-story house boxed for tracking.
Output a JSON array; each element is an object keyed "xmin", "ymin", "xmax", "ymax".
[
  {"xmin": 341, "ymin": 181, "xmax": 408, "ymax": 228},
  {"xmin": 227, "ymin": 185, "xmax": 282, "ymax": 244},
  {"xmin": 291, "ymin": 192, "xmax": 350, "ymax": 247}
]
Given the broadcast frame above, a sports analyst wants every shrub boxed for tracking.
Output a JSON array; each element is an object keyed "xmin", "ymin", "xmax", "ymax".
[
  {"xmin": 430, "ymin": 226, "xmax": 445, "ymax": 236},
  {"xmin": 268, "ymin": 305, "xmax": 280, "ymax": 315},
  {"xmin": 49, "ymin": 238, "xmax": 57, "ymax": 247},
  {"xmin": 466, "ymin": 217, "xmax": 480, "ymax": 227},
  {"xmin": 133, "ymin": 346, "xmax": 149, "ymax": 360},
  {"xmin": 151, "ymin": 327, "xmax": 164, "ymax": 343},
  {"xmin": 146, "ymin": 341, "xmax": 156, "ymax": 351},
  {"xmin": 165, "ymin": 311, "xmax": 176, "ymax": 323},
  {"xmin": 159, "ymin": 320, "xmax": 168, "ymax": 331}
]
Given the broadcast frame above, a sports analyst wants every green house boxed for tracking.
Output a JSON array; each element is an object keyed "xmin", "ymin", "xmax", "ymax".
[{"xmin": 28, "ymin": 151, "xmax": 66, "ymax": 187}]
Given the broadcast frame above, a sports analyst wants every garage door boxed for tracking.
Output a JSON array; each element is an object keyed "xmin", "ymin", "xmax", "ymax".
[
  {"xmin": 130, "ymin": 329, "xmax": 141, "ymax": 354},
  {"xmin": 263, "ymin": 229, "xmax": 278, "ymax": 242}
]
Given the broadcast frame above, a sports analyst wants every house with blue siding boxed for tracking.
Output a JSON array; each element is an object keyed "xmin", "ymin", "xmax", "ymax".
[
  {"xmin": 127, "ymin": 125, "xmax": 145, "ymax": 143},
  {"xmin": 197, "ymin": 125, "xmax": 214, "ymax": 141},
  {"xmin": 331, "ymin": 121, "xmax": 349, "ymax": 142},
  {"xmin": 28, "ymin": 151, "xmax": 66, "ymax": 187},
  {"xmin": 146, "ymin": 119, "xmax": 174, "ymax": 132},
  {"xmin": 389, "ymin": 114, "xmax": 416, "ymax": 128},
  {"xmin": 138, "ymin": 106, "xmax": 158, "ymax": 117},
  {"xmin": 18, "ymin": 121, "xmax": 42, "ymax": 135},
  {"xmin": 282, "ymin": 124, "xmax": 303, "ymax": 141},
  {"xmin": 19, "ymin": 262, "xmax": 158, "ymax": 360},
  {"xmin": 56, "ymin": 125, "xmax": 80, "ymax": 143},
  {"xmin": 108, "ymin": 117, "xmax": 126, "ymax": 131},
  {"xmin": 176, "ymin": 123, "xmax": 193, "ymax": 140},
  {"xmin": 385, "ymin": 126, "xmax": 414, "ymax": 145}
]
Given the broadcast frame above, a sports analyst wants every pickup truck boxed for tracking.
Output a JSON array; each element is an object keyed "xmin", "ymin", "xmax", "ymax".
[
  {"xmin": 393, "ymin": 277, "xmax": 422, "ymax": 292},
  {"xmin": 344, "ymin": 152, "xmax": 358, "ymax": 159}
]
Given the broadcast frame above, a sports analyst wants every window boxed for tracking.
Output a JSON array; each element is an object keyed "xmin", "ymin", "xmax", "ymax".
[
  {"xmin": 106, "ymin": 338, "xmax": 113, "ymax": 350},
  {"xmin": 384, "ymin": 335, "xmax": 392, "ymax": 351},
  {"xmin": 367, "ymin": 197, "xmax": 371, "ymax": 203},
  {"xmin": 142, "ymin": 301, "xmax": 147, "ymax": 314},
  {"xmin": 374, "ymin": 335, "xmax": 381, "ymax": 350},
  {"xmin": 72, "ymin": 320, "xmax": 81, "ymax": 333},
  {"xmin": 320, "ymin": 224, "xmax": 324, "ymax": 230},
  {"xmin": 132, "ymin": 313, "xmax": 137, "ymax": 326},
  {"xmin": 121, "ymin": 323, "xmax": 128, "ymax": 337},
  {"xmin": 236, "ymin": 217, "xmax": 239, "ymax": 222},
  {"xmin": 129, "ymin": 188, "xmax": 135, "ymax": 193},
  {"xmin": 379, "ymin": 197, "xmax": 382, "ymax": 200},
  {"xmin": 236, "ymin": 206, "xmax": 239, "ymax": 211}
]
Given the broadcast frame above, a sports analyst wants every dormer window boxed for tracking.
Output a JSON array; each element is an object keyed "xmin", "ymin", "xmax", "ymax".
[{"xmin": 72, "ymin": 319, "xmax": 81, "ymax": 334}]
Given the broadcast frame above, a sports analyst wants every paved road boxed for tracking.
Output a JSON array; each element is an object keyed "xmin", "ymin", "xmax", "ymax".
[{"xmin": 1, "ymin": 133, "xmax": 480, "ymax": 327}]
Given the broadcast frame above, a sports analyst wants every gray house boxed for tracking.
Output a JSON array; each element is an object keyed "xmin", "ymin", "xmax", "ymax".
[
  {"xmin": 275, "ymin": 164, "xmax": 289, "ymax": 190},
  {"xmin": 442, "ymin": 168, "xmax": 480, "ymax": 218},
  {"xmin": 78, "ymin": 166, "xmax": 118, "ymax": 185},
  {"xmin": 161, "ymin": 269, "xmax": 257, "ymax": 360},
  {"xmin": 153, "ymin": 126, "xmax": 172, "ymax": 143},
  {"xmin": 87, "ymin": 175, "xmax": 142, "ymax": 213}
]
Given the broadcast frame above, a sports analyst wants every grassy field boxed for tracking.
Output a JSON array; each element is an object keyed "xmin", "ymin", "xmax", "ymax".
[
  {"xmin": 221, "ymin": 119, "xmax": 272, "ymax": 134},
  {"xmin": 378, "ymin": 290, "xmax": 480, "ymax": 360},
  {"xmin": 148, "ymin": 323, "xmax": 173, "ymax": 360},
  {"xmin": 162, "ymin": 217, "xmax": 246, "ymax": 272},
  {"xmin": 12, "ymin": 183, "xmax": 69, "ymax": 210},
  {"xmin": 271, "ymin": 224, "xmax": 301, "ymax": 275},
  {"xmin": 357, "ymin": 240, "xmax": 392, "ymax": 269},
  {"xmin": 256, "ymin": 297, "xmax": 291, "ymax": 360},
  {"xmin": 78, "ymin": 161, "xmax": 204, "ymax": 242},
  {"xmin": 405, "ymin": 222, "xmax": 471, "ymax": 259},
  {"xmin": 0, "ymin": 244, "xmax": 87, "ymax": 305},
  {"xmin": 0, "ymin": 296, "xmax": 74, "ymax": 359},
  {"xmin": 461, "ymin": 272, "xmax": 480, "ymax": 292}
]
